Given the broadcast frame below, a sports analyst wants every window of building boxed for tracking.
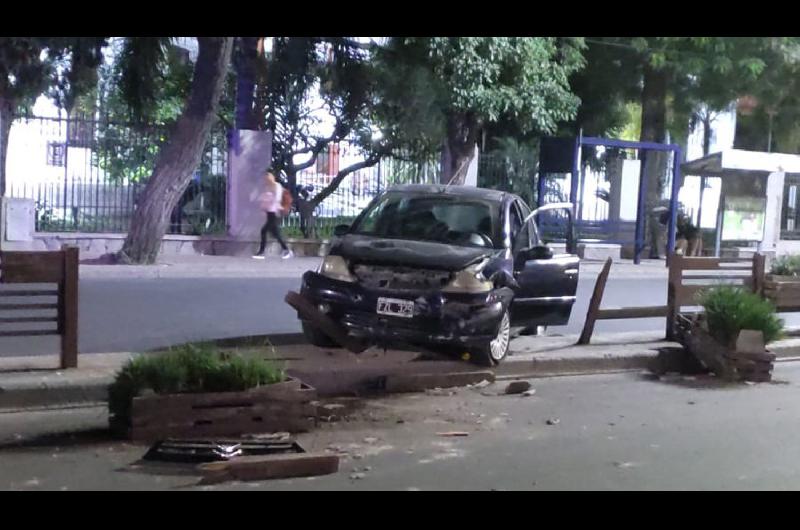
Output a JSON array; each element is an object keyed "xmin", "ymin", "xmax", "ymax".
[{"xmin": 782, "ymin": 177, "xmax": 800, "ymax": 238}]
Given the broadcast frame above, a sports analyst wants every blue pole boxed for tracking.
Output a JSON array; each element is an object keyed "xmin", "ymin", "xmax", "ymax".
[
  {"xmin": 666, "ymin": 146, "xmax": 682, "ymax": 267},
  {"xmin": 537, "ymin": 165, "xmax": 546, "ymax": 208},
  {"xmin": 634, "ymin": 152, "xmax": 649, "ymax": 265}
]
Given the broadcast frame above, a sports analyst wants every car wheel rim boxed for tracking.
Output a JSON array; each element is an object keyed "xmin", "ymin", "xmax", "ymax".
[{"xmin": 490, "ymin": 311, "xmax": 510, "ymax": 361}]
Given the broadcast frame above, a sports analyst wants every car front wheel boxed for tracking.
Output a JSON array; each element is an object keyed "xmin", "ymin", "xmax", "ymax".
[{"xmin": 472, "ymin": 309, "xmax": 511, "ymax": 366}]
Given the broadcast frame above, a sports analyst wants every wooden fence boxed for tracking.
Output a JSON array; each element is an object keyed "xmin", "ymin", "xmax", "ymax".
[{"xmin": 0, "ymin": 246, "xmax": 79, "ymax": 368}]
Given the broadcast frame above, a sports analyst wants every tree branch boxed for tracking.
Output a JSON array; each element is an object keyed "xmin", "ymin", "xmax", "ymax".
[{"xmin": 310, "ymin": 147, "xmax": 391, "ymax": 208}]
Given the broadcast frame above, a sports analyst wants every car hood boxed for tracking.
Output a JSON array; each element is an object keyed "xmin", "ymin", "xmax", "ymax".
[{"xmin": 331, "ymin": 235, "xmax": 496, "ymax": 271}]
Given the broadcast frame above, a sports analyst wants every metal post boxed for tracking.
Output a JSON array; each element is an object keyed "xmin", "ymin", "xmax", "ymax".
[
  {"xmin": 715, "ymin": 195, "xmax": 724, "ymax": 257},
  {"xmin": 62, "ymin": 115, "xmax": 70, "ymax": 231},
  {"xmin": 666, "ymin": 147, "xmax": 682, "ymax": 267},
  {"xmin": 634, "ymin": 151, "xmax": 649, "ymax": 265},
  {"xmin": 570, "ymin": 132, "xmax": 582, "ymax": 236},
  {"xmin": 537, "ymin": 171, "xmax": 546, "ymax": 208}
]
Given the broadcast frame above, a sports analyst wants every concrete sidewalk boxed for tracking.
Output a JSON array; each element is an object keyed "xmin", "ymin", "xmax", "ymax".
[
  {"xmin": 3, "ymin": 330, "xmax": 800, "ymax": 411},
  {"xmin": 79, "ymin": 253, "xmax": 669, "ymax": 280}
]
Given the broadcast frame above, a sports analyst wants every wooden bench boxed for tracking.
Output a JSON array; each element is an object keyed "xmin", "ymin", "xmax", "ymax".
[
  {"xmin": 0, "ymin": 246, "xmax": 79, "ymax": 368},
  {"xmin": 666, "ymin": 254, "xmax": 764, "ymax": 340}
]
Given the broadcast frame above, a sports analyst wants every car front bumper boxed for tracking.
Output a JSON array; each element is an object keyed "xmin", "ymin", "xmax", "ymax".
[{"xmin": 299, "ymin": 271, "xmax": 512, "ymax": 349}]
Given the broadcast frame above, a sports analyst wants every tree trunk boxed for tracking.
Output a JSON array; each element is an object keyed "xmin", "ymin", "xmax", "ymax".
[
  {"xmin": 440, "ymin": 112, "xmax": 479, "ymax": 185},
  {"xmin": 0, "ymin": 96, "xmax": 14, "ymax": 198},
  {"xmin": 639, "ymin": 63, "xmax": 669, "ymax": 259},
  {"xmin": 234, "ymin": 37, "xmax": 259, "ymax": 130},
  {"xmin": 696, "ymin": 111, "xmax": 712, "ymax": 232},
  {"xmin": 119, "ymin": 37, "xmax": 234, "ymax": 264},
  {"xmin": 297, "ymin": 199, "xmax": 315, "ymax": 239}
]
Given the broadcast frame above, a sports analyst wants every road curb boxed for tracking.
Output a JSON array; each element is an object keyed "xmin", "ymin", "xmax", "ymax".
[
  {"xmin": 0, "ymin": 379, "xmax": 111, "ymax": 411},
  {"xmin": 5, "ymin": 338, "xmax": 800, "ymax": 412}
]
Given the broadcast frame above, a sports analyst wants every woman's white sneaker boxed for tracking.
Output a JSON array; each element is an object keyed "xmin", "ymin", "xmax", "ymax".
[{"xmin": 281, "ymin": 250, "xmax": 294, "ymax": 259}]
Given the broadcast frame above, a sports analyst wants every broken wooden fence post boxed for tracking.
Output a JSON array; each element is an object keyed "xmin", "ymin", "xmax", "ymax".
[
  {"xmin": 60, "ymin": 245, "xmax": 79, "ymax": 369},
  {"xmin": 577, "ymin": 257, "xmax": 612, "ymax": 345},
  {"xmin": 666, "ymin": 252, "xmax": 682, "ymax": 341}
]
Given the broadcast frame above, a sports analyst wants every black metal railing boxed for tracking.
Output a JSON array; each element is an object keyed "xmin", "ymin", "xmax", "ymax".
[{"xmin": 7, "ymin": 114, "xmax": 228, "ymax": 235}]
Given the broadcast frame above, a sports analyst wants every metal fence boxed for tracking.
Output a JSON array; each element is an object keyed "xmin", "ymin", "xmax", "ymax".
[
  {"xmin": 6, "ymin": 114, "xmax": 228, "ymax": 235},
  {"xmin": 281, "ymin": 147, "xmax": 441, "ymax": 238}
]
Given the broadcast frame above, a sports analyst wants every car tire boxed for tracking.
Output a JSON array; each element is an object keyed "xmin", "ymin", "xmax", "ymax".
[
  {"xmin": 471, "ymin": 309, "xmax": 511, "ymax": 367},
  {"xmin": 301, "ymin": 321, "xmax": 340, "ymax": 348}
]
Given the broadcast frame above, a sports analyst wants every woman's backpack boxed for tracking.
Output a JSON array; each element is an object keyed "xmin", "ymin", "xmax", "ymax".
[{"xmin": 280, "ymin": 188, "xmax": 293, "ymax": 215}]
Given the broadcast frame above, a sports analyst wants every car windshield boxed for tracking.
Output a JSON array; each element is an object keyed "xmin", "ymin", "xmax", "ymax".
[{"xmin": 352, "ymin": 192, "xmax": 501, "ymax": 248}]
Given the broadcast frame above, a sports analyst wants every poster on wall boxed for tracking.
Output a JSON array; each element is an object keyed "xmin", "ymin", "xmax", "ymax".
[{"xmin": 721, "ymin": 196, "xmax": 766, "ymax": 241}]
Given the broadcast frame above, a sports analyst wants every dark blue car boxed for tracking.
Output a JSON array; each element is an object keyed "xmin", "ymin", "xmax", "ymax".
[{"xmin": 298, "ymin": 184, "xmax": 580, "ymax": 366}]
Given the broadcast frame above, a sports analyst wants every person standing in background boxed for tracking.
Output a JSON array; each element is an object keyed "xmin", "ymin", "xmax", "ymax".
[{"xmin": 253, "ymin": 171, "xmax": 293, "ymax": 260}]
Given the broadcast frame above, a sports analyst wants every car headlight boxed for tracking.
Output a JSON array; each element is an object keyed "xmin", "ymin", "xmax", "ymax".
[
  {"xmin": 442, "ymin": 259, "xmax": 493, "ymax": 293},
  {"xmin": 318, "ymin": 255, "xmax": 356, "ymax": 282}
]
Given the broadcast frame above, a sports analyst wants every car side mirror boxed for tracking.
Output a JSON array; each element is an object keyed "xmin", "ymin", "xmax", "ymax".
[
  {"xmin": 333, "ymin": 224, "xmax": 350, "ymax": 237},
  {"xmin": 516, "ymin": 245, "xmax": 553, "ymax": 269}
]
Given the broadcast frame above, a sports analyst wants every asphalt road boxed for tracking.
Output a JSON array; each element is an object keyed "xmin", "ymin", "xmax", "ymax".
[
  {"xmin": 3, "ymin": 362, "xmax": 800, "ymax": 490},
  {"xmin": 4, "ymin": 273, "xmax": 800, "ymax": 356}
]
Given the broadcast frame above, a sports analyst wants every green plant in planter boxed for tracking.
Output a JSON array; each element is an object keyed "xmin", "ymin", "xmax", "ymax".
[
  {"xmin": 108, "ymin": 343, "xmax": 285, "ymax": 431},
  {"xmin": 696, "ymin": 286, "xmax": 784, "ymax": 346},
  {"xmin": 771, "ymin": 254, "xmax": 800, "ymax": 276}
]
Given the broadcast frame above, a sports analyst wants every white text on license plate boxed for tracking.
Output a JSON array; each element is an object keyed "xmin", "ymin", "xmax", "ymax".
[{"xmin": 376, "ymin": 297, "xmax": 414, "ymax": 318}]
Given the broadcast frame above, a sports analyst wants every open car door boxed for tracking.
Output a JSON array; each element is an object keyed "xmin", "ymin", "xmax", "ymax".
[{"xmin": 510, "ymin": 202, "xmax": 580, "ymax": 327}]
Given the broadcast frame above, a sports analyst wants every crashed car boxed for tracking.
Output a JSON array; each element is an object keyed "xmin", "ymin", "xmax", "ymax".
[{"xmin": 297, "ymin": 184, "xmax": 579, "ymax": 366}]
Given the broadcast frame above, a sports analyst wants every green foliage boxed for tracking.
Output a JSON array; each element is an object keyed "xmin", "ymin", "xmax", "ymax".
[
  {"xmin": 770, "ymin": 255, "xmax": 800, "ymax": 276},
  {"xmin": 696, "ymin": 286, "xmax": 784, "ymax": 346},
  {"xmin": 376, "ymin": 38, "xmax": 585, "ymax": 150},
  {"xmin": 108, "ymin": 343, "xmax": 285, "ymax": 429},
  {"xmin": 479, "ymin": 136, "xmax": 538, "ymax": 206},
  {"xmin": 282, "ymin": 216, "xmax": 357, "ymax": 239}
]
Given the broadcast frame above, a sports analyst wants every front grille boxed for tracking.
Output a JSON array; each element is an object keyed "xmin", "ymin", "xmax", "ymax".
[{"xmin": 351, "ymin": 264, "xmax": 452, "ymax": 291}]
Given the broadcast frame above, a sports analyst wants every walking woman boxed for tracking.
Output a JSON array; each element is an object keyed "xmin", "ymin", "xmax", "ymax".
[{"xmin": 253, "ymin": 171, "xmax": 293, "ymax": 259}]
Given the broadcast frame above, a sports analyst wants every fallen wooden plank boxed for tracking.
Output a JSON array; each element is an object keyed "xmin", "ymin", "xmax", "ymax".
[
  {"xmin": 197, "ymin": 453, "xmax": 340, "ymax": 484},
  {"xmin": 596, "ymin": 305, "xmax": 668, "ymax": 320}
]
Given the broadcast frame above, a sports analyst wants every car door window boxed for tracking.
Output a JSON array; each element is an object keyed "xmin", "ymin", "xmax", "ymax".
[
  {"xmin": 516, "ymin": 201, "xmax": 538, "ymax": 247},
  {"xmin": 510, "ymin": 203, "xmax": 531, "ymax": 252}
]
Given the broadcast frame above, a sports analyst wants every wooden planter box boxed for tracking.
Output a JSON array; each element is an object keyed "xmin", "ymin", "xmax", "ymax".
[
  {"xmin": 675, "ymin": 315, "xmax": 776, "ymax": 382},
  {"xmin": 128, "ymin": 377, "xmax": 318, "ymax": 442},
  {"xmin": 763, "ymin": 274, "xmax": 800, "ymax": 309}
]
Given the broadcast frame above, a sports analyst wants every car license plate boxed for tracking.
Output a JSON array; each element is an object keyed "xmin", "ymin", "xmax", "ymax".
[{"xmin": 376, "ymin": 297, "xmax": 414, "ymax": 318}]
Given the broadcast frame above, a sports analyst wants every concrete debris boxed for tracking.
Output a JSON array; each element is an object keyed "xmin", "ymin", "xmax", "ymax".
[
  {"xmin": 546, "ymin": 418, "xmax": 560, "ymax": 426},
  {"xmin": 436, "ymin": 431, "xmax": 469, "ymax": 437},
  {"xmin": 504, "ymin": 381, "xmax": 532, "ymax": 395}
]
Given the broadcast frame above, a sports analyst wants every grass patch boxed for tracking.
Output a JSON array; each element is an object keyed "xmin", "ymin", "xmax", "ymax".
[
  {"xmin": 696, "ymin": 286, "xmax": 784, "ymax": 346},
  {"xmin": 108, "ymin": 343, "xmax": 285, "ymax": 430}
]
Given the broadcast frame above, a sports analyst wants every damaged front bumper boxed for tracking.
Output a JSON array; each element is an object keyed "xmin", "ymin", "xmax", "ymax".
[{"xmin": 299, "ymin": 271, "xmax": 512, "ymax": 349}]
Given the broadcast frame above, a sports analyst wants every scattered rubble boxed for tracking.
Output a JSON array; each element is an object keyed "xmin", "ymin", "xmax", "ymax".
[
  {"xmin": 546, "ymin": 418, "xmax": 560, "ymax": 426},
  {"xmin": 504, "ymin": 381, "xmax": 532, "ymax": 395}
]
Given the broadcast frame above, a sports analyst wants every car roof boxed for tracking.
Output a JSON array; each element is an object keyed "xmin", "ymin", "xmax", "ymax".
[{"xmin": 385, "ymin": 184, "xmax": 514, "ymax": 203}]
